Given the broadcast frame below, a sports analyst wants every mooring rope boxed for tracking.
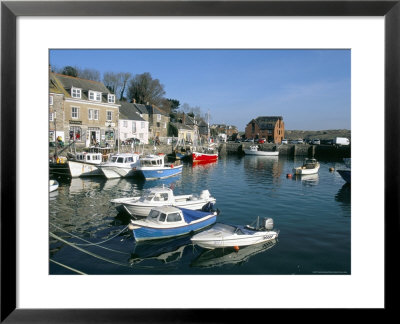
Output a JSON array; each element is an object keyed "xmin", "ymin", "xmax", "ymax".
[
  {"xmin": 50, "ymin": 232, "xmax": 129, "ymax": 268},
  {"xmin": 49, "ymin": 222, "xmax": 130, "ymax": 255},
  {"xmin": 49, "ymin": 258, "xmax": 87, "ymax": 275}
]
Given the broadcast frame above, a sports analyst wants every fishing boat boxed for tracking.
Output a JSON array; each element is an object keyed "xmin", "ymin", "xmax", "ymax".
[
  {"xmin": 138, "ymin": 154, "xmax": 183, "ymax": 180},
  {"xmin": 191, "ymin": 113, "xmax": 218, "ymax": 163},
  {"xmin": 49, "ymin": 179, "xmax": 59, "ymax": 192},
  {"xmin": 68, "ymin": 152, "xmax": 103, "ymax": 177},
  {"xmin": 98, "ymin": 153, "xmax": 141, "ymax": 179},
  {"xmin": 128, "ymin": 206, "xmax": 219, "ymax": 242},
  {"xmin": 190, "ymin": 217, "xmax": 279, "ymax": 249},
  {"xmin": 292, "ymin": 158, "xmax": 320, "ymax": 175},
  {"xmin": 110, "ymin": 186, "xmax": 216, "ymax": 217},
  {"xmin": 337, "ymin": 158, "xmax": 351, "ymax": 184},
  {"xmin": 243, "ymin": 145, "xmax": 279, "ymax": 156}
]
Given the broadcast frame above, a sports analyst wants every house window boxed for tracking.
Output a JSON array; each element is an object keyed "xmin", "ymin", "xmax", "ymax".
[
  {"xmin": 71, "ymin": 87, "xmax": 81, "ymax": 98},
  {"xmin": 123, "ymin": 121, "xmax": 128, "ymax": 128},
  {"xmin": 89, "ymin": 91, "xmax": 102, "ymax": 102},
  {"xmin": 108, "ymin": 94, "xmax": 115, "ymax": 103},
  {"xmin": 69, "ymin": 126, "xmax": 82, "ymax": 141},
  {"xmin": 71, "ymin": 107, "xmax": 79, "ymax": 119},
  {"xmin": 132, "ymin": 123, "xmax": 136, "ymax": 133},
  {"xmin": 105, "ymin": 130, "xmax": 114, "ymax": 140},
  {"xmin": 139, "ymin": 133, "xmax": 144, "ymax": 139},
  {"xmin": 93, "ymin": 110, "xmax": 99, "ymax": 120},
  {"xmin": 88, "ymin": 109, "xmax": 93, "ymax": 120},
  {"xmin": 49, "ymin": 112, "xmax": 54, "ymax": 122},
  {"xmin": 164, "ymin": 122, "xmax": 167, "ymax": 129},
  {"xmin": 156, "ymin": 122, "xmax": 160, "ymax": 128},
  {"xmin": 106, "ymin": 111, "xmax": 112, "ymax": 121},
  {"xmin": 49, "ymin": 96, "xmax": 53, "ymax": 105},
  {"xmin": 157, "ymin": 114, "xmax": 161, "ymax": 121},
  {"xmin": 141, "ymin": 122, "xmax": 145, "ymax": 129}
]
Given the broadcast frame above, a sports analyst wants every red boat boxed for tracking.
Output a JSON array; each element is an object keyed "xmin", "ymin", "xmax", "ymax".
[{"xmin": 191, "ymin": 151, "xmax": 218, "ymax": 163}]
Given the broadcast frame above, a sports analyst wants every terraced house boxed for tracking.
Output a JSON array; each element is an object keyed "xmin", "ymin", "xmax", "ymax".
[
  {"xmin": 118, "ymin": 101, "xmax": 149, "ymax": 144},
  {"xmin": 245, "ymin": 116, "xmax": 285, "ymax": 144},
  {"xmin": 49, "ymin": 71, "xmax": 120, "ymax": 147}
]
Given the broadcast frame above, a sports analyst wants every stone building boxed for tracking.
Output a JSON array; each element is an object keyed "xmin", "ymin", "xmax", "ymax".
[
  {"xmin": 118, "ymin": 101, "xmax": 149, "ymax": 144},
  {"xmin": 49, "ymin": 73, "xmax": 65, "ymax": 142},
  {"xmin": 49, "ymin": 72, "xmax": 120, "ymax": 147},
  {"xmin": 245, "ymin": 116, "xmax": 285, "ymax": 143}
]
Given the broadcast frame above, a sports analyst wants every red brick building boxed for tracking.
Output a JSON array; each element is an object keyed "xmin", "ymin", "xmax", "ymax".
[{"xmin": 245, "ymin": 116, "xmax": 285, "ymax": 143}]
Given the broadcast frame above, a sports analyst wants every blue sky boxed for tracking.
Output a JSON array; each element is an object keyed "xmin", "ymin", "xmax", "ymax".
[{"xmin": 50, "ymin": 49, "xmax": 350, "ymax": 131}]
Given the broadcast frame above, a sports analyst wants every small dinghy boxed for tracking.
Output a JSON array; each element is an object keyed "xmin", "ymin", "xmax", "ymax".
[
  {"xmin": 293, "ymin": 158, "xmax": 320, "ymax": 175},
  {"xmin": 191, "ymin": 217, "xmax": 279, "ymax": 249},
  {"xmin": 49, "ymin": 179, "xmax": 59, "ymax": 192}
]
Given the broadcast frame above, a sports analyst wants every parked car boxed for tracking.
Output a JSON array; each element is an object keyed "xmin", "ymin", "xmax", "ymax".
[
  {"xmin": 257, "ymin": 138, "xmax": 266, "ymax": 144},
  {"xmin": 311, "ymin": 139, "xmax": 321, "ymax": 145},
  {"xmin": 282, "ymin": 139, "xmax": 288, "ymax": 144}
]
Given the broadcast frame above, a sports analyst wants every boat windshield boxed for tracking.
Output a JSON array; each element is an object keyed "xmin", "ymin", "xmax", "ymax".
[
  {"xmin": 166, "ymin": 212, "xmax": 182, "ymax": 222},
  {"xmin": 140, "ymin": 193, "xmax": 155, "ymax": 202},
  {"xmin": 148, "ymin": 210, "xmax": 159, "ymax": 219},
  {"xmin": 110, "ymin": 156, "xmax": 118, "ymax": 163},
  {"xmin": 234, "ymin": 227, "xmax": 245, "ymax": 235}
]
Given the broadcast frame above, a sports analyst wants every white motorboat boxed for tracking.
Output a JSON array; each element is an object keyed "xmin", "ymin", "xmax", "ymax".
[
  {"xmin": 98, "ymin": 153, "xmax": 141, "ymax": 179},
  {"xmin": 111, "ymin": 186, "xmax": 216, "ymax": 218},
  {"xmin": 293, "ymin": 158, "xmax": 320, "ymax": 175},
  {"xmin": 49, "ymin": 179, "xmax": 59, "ymax": 192},
  {"xmin": 68, "ymin": 152, "xmax": 103, "ymax": 177},
  {"xmin": 190, "ymin": 217, "xmax": 279, "ymax": 249},
  {"xmin": 243, "ymin": 145, "xmax": 279, "ymax": 156}
]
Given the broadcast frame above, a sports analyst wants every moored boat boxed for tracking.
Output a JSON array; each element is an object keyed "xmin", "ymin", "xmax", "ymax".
[
  {"xmin": 243, "ymin": 145, "xmax": 279, "ymax": 156},
  {"xmin": 98, "ymin": 153, "xmax": 141, "ymax": 179},
  {"xmin": 128, "ymin": 206, "xmax": 219, "ymax": 242},
  {"xmin": 138, "ymin": 154, "xmax": 183, "ymax": 180},
  {"xmin": 293, "ymin": 158, "xmax": 320, "ymax": 175},
  {"xmin": 68, "ymin": 152, "xmax": 103, "ymax": 177},
  {"xmin": 337, "ymin": 158, "xmax": 351, "ymax": 184},
  {"xmin": 110, "ymin": 186, "xmax": 216, "ymax": 217},
  {"xmin": 191, "ymin": 146, "xmax": 218, "ymax": 163},
  {"xmin": 49, "ymin": 179, "xmax": 59, "ymax": 192},
  {"xmin": 190, "ymin": 217, "xmax": 279, "ymax": 249}
]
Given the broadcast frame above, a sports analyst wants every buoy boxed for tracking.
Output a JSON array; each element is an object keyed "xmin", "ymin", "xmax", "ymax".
[
  {"xmin": 170, "ymin": 164, "xmax": 174, "ymax": 168},
  {"xmin": 128, "ymin": 223, "xmax": 135, "ymax": 230},
  {"xmin": 234, "ymin": 246, "xmax": 240, "ymax": 251},
  {"xmin": 329, "ymin": 167, "xmax": 335, "ymax": 172},
  {"xmin": 286, "ymin": 173, "xmax": 292, "ymax": 178}
]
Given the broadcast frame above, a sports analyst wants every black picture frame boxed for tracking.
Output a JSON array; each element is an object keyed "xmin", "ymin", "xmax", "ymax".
[{"xmin": 1, "ymin": 1, "xmax": 399, "ymax": 322}]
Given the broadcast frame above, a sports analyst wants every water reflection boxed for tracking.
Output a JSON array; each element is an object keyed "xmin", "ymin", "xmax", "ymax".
[
  {"xmin": 292, "ymin": 173, "xmax": 319, "ymax": 186},
  {"xmin": 191, "ymin": 239, "xmax": 277, "ymax": 268},
  {"xmin": 128, "ymin": 235, "xmax": 193, "ymax": 267},
  {"xmin": 335, "ymin": 183, "xmax": 351, "ymax": 205},
  {"xmin": 243, "ymin": 156, "xmax": 283, "ymax": 184}
]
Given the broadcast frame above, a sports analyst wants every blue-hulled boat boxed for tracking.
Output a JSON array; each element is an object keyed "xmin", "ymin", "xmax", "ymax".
[
  {"xmin": 138, "ymin": 154, "xmax": 183, "ymax": 180},
  {"xmin": 128, "ymin": 206, "xmax": 218, "ymax": 242},
  {"xmin": 337, "ymin": 158, "xmax": 351, "ymax": 184}
]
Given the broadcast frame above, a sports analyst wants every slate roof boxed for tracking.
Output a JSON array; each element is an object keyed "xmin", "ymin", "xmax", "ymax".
[
  {"xmin": 250, "ymin": 116, "xmax": 283, "ymax": 130},
  {"xmin": 170, "ymin": 122, "xmax": 194, "ymax": 131},
  {"xmin": 53, "ymin": 73, "xmax": 116, "ymax": 104},
  {"xmin": 118, "ymin": 101, "xmax": 146, "ymax": 121}
]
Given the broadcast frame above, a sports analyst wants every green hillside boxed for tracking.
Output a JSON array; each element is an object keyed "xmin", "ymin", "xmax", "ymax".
[{"xmin": 284, "ymin": 129, "xmax": 351, "ymax": 140}]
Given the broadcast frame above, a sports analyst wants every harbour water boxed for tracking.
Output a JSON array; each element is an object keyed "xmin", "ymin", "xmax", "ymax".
[{"xmin": 49, "ymin": 155, "xmax": 350, "ymax": 275}]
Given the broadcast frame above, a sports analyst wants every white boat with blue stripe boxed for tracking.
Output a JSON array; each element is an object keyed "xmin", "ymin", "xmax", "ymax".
[
  {"xmin": 138, "ymin": 154, "xmax": 183, "ymax": 180},
  {"xmin": 128, "ymin": 206, "xmax": 218, "ymax": 242}
]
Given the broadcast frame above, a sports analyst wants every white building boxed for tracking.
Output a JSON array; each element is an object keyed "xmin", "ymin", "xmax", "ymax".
[{"xmin": 118, "ymin": 101, "xmax": 149, "ymax": 144}]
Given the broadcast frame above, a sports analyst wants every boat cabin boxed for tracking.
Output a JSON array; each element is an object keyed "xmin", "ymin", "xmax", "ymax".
[
  {"xmin": 140, "ymin": 154, "xmax": 165, "ymax": 167},
  {"xmin": 139, "ymin": 188, "xmax": 173, "ymax": 203},
  {"xmin": 303, "ymin": 158, "xmax": 318, "ymax": 168},
  {"xmin": 109, "ymin": 154, "xmax": 139, "ymax": 164},
  {"xmin": 75, "ymin": 152, "xmax": 103, "ymax": 164},
  {"xmin": 147, "ymin": 206, "xmax": 185, "ymax": 225}
]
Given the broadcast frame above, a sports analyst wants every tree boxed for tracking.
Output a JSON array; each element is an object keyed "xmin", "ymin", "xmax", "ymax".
[
  {"xmin": 77, "ymin": 68, "xmax": 101, "ymax": 82},
  {"xmin": 167, "ymin": 99, "xmax": 180, "ymax": 111},
  {"xmin": 61, "ymin": 66, "xmax": 78, "ymax": 77},
  {"xmin": 127, "ymin": 72, "xmax": 166, "ymax": 106},
  {"xmin": 103, "ymin": 72, "xmax": 122, "ymax": 96}
]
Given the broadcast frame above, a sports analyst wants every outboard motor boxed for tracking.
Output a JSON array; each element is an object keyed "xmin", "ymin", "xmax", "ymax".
[
  {"xmin": 200, "ymin": 190, "xmax": 211, "ymax": 199},
  {"xmin": 264, "ymin": 218, "xmax": 274, "ymax": 230}
]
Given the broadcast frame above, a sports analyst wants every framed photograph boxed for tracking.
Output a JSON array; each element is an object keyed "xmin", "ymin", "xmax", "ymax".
[{"xmin": 1, "ymin": 0, "xmax": 398, "ymax": 322}]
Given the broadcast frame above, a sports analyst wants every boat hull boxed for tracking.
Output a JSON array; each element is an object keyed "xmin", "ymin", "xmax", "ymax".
[
  {"xmin": 99, "ymin": 166, "xmax": 138, "ymax": 179},
  {"xmin": 337, "ymin": 169, "xmax": 351, "ymax": 184},
  {"xmin": 49, "ymin": 180, "xmax": 59, "ymax": 192},
  {"xmin": 293, "ymin": 165, "xmax": 320, "ymax": 175},
  {"xmin": 132, "ymin": 215, "xmax": 217, "ymax": 241},
  {"xmin": 139, "ymin": 165, "xmax": 183, "ymax": 180},
  {"xmin": 113, "ymin": 197, "xmax": 216, "ymax": 217},
  {"xmin": 192, "ymin": 231, "xmax": 279, "ymax": 249},
  {"xmin": 192, "ymin": 152, "xmax": 218, "ymax": 163},
  {"xmin": 68, "ymin": 161, "xmax": 102, "ymax": 177},
  {"xmin": 243, "ymin": 149, "xmax": 279, "ymax": 156}
]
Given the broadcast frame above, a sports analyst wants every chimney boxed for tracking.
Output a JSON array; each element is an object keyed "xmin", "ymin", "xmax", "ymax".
[{"xmin": 182, "ymin": 113, "xmax": 185, "ymax": 125}]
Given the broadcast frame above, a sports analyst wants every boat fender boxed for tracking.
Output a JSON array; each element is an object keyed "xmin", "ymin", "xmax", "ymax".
[
  {"xmin": 170, "ymin": 164, "xmax": 174, "ymax": 168},
  {"xmin": 286, "ymin": 173, "xmax": 292, "ymax": 178},
  {"xmin": 234, "ymin": 246, "xmax": 240, "ymax": 251},
  {"xmin": 329, "ymin": 167, "xmax": 335, "ymax": 172},
  {"xmin": 128, "ymin": 223, "xmax": 135, "ymax": 230}
]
